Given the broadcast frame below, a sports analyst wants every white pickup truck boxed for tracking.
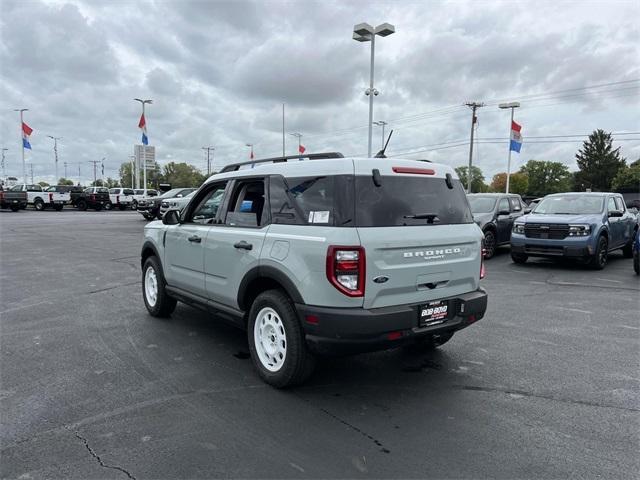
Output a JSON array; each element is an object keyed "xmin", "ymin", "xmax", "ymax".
[
  {"xmin": 11, "ymin": 184, "xmax": 70, "ymax": 211},
  {"xmin": 131, "ymin": 188, "xmax": 158, "ymax": 209},
  {"xmin": 106, "ymin": 188, "xmax": 136, "ymax": 210}
]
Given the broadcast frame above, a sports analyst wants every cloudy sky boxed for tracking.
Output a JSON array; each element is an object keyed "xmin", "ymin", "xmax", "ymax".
[{"xmin": 1, "ymin": 0, "xmax": 639, "ymax": 185}]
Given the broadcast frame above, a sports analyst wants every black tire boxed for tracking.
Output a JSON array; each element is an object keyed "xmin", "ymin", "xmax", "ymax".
[
  {"xmin": 622, "ymin": 231, "xmax": 636, "ymax": 258},
  {"xmin": 483, "ymin": 229, "xmax": 497, "ymax": 259},
  {"xmin": 590, "ymin": 235, "xmax": 608, "ymax": 270},
  {"xmin": 77, "ymin": 200, "xmax": 88, "ymax": 211},
  {"xmin": 104, "ymin": 201, "xmax": 113, "ymax": 210},
  {"xmin": 94, "ymin": 204, "xmax": 103, "ymax": 211},
  {"xmin": 511, "ymin": 252, "xmax": 528, "ymax": 264},
  {"xmin": 132, "ymin": 200, "xmax": 138, "ymax": 210},
  {"xmin": 142, "ymin": 256, "xmax": 177, "ymax": 317},
  {"xmin": 247, "ymin": 289, "xmax": 316, "ymax": 388},
  {"xmin": 143, "ymin": 213, "xmax": 154, "ymax": 221},
  {"xmin": 33, "ymin": 198, "xmax": 45, "ymax": 211},
  {"xmin": 53, "ymin": 204, "xmax": 64, "ymax": 211},
  {"xmin": 634, "ymin": 252, "xmax": 639, "ymax": 275},
  {"xmin": 10, "ymin": 204, "xmax": 20, "ymax": 212}
]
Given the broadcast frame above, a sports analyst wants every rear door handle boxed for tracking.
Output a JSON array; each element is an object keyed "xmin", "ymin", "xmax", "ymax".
[
  {"xmin": 234, "ymin": 241, "xmax": 253, "ymax": 250},
  {"xmin": 188, "ymin": 235, "xmax": 201, "ymax": 243}
]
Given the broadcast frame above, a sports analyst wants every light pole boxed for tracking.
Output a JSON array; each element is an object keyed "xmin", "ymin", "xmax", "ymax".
[
  {"xmin": 47, "ymin": 135, "xmax": 62, "ymax": 183},
  {"xmin": 134, "ymin": 98, "xmax": 152, "ymax": 189},
  {"xmin": 289, "ymin": 132, "xmax": 303, "ymax": 154},
  {"xmin": 353, "ymin": 22, "xmax": 395, "ymax": 157},
  {"xmin": 373, "ymin": 121, "xmax": 387, "ymax": 149},
  {"xmin": 1, "ymin": 148, "xmax": 7, "ymax": 181},
  {"xmin": 499, "ymin": 102, "xmax": 521, "ymax": 193},
  {"xmin": 129, "ymin": 155, "xmax": 136, "ymax": 188},
  {"xmin": 202, "ymin": 146, "xmax": 215, "ymax": 176},
  {"xmin": 14, "ymin": 108, "xmax": 29, "ymax": 184}
]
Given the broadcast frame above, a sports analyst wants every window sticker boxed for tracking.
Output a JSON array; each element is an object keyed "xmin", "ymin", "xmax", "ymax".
[{"xmin": 308, "ymin": 210, "xmax": 330, "ymax": 223}]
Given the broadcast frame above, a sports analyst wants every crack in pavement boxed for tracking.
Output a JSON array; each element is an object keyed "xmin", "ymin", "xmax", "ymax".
[
  {"xmin": 88, "ymin": 281, "xmax": 139, "ymax": 294},
  {"xmin": 63, "ymin": 425, "xmax": 136, "ymax": 479},
  {"xmin": 295, "ymin": 394, "xmax": 390, "ymax": 454},
  {"xmin": 458, "ymin": 385, "xmax": 640, "ymax": 412}
]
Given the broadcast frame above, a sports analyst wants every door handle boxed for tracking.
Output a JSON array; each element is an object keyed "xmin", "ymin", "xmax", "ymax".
[
  {"xmin": 234, "ymin": 241, "xmax": 253, "ymax": 250},
  {"xmin": 188, "ymin": 235, "xmax": 201, "ymax": 243}
]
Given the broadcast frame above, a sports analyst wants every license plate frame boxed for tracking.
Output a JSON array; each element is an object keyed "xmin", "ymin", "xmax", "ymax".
[{"xmin": 419, "ymin": 300, "xmax": 450, "ymax": 327}]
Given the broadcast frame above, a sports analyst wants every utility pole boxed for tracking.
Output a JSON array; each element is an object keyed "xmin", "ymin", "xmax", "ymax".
[
  {"xmin": 88, "ymin": 160, "xmax": 100, "ymax": 185},
  {"xmin": 202, "ymin": 146, "xmax": 215, "ymax": 176},
  {"xmin": 464, "ymin": 102, "xmax": 484, "ymax": 193},
  {"xmin": 373, "ymin": 121, "xmax": 387, "ymax": 149},
  {"xmin": 47, "ymin": 135, "xmax": 62, "ymax": 183},
  {"xmin": 78, "ymin": 163, "xmax": 81, "ymax": 185},
  {"xmin": 1, "ymin": 148, "xmax": 7, "ymax": 181}
]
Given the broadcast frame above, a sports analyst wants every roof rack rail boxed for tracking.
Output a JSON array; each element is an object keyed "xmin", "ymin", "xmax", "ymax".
[{"xmin": 220, "ymin": 152, "xmax": 344, "ymax": 173}]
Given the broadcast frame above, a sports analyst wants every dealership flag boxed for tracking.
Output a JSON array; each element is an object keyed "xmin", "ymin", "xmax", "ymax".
[
  {"xmin": 138, "ymin": 114, "xmax": 148, "ymax": 145},
  {"xmin": 22, "ymin": 122, "xmax": 33, "ymax": 149},
  {"xmin": 298, "ymin": 144, "xmax": 306, "ymax": 154},
  {"xmin": 510, "ymin": 121, "xmax": 522, "ymax": 153}
]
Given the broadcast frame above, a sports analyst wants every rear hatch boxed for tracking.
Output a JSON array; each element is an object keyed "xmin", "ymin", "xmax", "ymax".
[{"xmin": 353, "ymin": 159, "xmax": 482, "ymax": 309}]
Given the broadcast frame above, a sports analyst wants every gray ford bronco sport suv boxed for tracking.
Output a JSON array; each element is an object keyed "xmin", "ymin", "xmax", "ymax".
[{"xmin": 141, "ymin": 152, "xmax": 488, "ymax": 387}]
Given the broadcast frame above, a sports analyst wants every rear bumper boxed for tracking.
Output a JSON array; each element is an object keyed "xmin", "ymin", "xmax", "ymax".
[
  {"xmin": 511, "ymin": 234, "xmax": 594, "ymax": 258},
  {"xmin": 296, "ymin": 288, "xmax": 487, "ymax": 355}
]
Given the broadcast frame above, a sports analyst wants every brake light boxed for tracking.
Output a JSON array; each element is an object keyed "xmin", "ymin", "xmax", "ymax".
[
  {"xmin": 392, "ymin": 166, "xmax": 435, "ymax": 175},
  {"xmin": 90, "ymin": 194, "xmax": 96, "ymax": 201},
  {"xmin": 326, "ymin": 246, "xmax": 365, "ymax": 297},
  {"xmin": 480, "ymin": 248, "xmax": 486, "ymax": 279}
]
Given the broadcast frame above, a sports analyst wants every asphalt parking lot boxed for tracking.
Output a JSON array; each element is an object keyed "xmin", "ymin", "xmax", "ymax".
[{"xmin": 1, "ymin": 210, "xmax": 639, "ymax": 479}]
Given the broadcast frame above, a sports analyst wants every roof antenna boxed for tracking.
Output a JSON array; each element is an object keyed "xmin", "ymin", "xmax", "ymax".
[{"xmin": 374, "ymin": 130, "xmax": 394, "ymax": 158}]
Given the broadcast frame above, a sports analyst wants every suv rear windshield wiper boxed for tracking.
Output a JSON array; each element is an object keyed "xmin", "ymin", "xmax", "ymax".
[{"xmin": 403, "ymin": 212, "xmax": 440, "ymax": 223}]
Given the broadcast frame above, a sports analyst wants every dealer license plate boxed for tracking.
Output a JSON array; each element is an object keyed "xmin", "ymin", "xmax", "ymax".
[{"xmin": 420, "ymin": 301, "xmax": 449, "ymax": 326}]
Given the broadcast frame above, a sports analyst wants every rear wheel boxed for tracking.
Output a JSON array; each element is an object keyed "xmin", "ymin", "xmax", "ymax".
[
  {"xmin": 132, "ymin": 200, "xmax": 138, "ymax": 210},
  {"xmin": 590, "ymin": 235, "xmax": 608, "ymax": 270},
  {"xmin": 104, "ymin": 201, "xmax": 113, "ymax": 210},
  {"xmin": 76, "ymin": 200, "xmax": 88, "ymax": 211},
  {"xmin": 483, "ymin": 229, "xmax": 497, "ymax": 259},
  {"xmin": 142, "ymin": 256, "xmax": 177, "ymax": 317},
  {"xmin": 247, "ymin": 290, "xmax": 315, "ymax": 388},
  {"xmin": 33, "ymin": 198, "xmax": 45, "ymax": 211},
  {"xmin": 511, "ymin": 252, "xmax": 528, "ymax": 264}
]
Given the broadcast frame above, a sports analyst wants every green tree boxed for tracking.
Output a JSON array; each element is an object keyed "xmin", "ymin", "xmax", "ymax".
[
  {"xmin": 490, "ymin": 172, "xmax": 529, "ymax": 195},
  {"xmin": 91, "ymin": 179, "xmax": 104, "ymax": 187},
  {"xmin": 611, "ymin": 160, "xmax": 640, "ymax": 192},
  {"xmin": 38, "ymin": 181, "xmax": 50, "ymax": 187},
  {"xmin": 58, "ymin": 178, "xmax": 74, "ymax": 185},
  {"xmin": 575, "ymin": 129, "xmax": 626, "ymax": 191},
  {"xmin": 160, "ymin": 162, "xmax": 206, "ymax": 188},
  {"xmin": 455, "ymin": 166, "xmax": 488, "ymax": 192},
  {"xmin": 519, "ymin": 160, "xmax": 572, "ymax": 196}
]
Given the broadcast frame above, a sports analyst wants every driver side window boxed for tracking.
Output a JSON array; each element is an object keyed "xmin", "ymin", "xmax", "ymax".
[
  {"xmin": 498, "ymin": 198, "xmax": 510, "ymax": 213},
  {"xmin": 187, "ymin": 183, "xmax": 228, "ymax": 225},
  {"xmin": 607, "ymin": 197, "xmax": 617, "ymax": 212}
]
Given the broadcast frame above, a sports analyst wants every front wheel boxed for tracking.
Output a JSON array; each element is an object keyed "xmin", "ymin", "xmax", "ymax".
[
  {"xmin": 247, "ymin": 290, "xmax": 315, "ymax": 388},
  {"xmin": 590, "ymin": 235, "xmax": 608, "ymax": 270},
  {"xmin": 483, "ymin": 229, "xmax": 497, "ymax": 259},
  {"xmin": 132, "ymin": 200, "xmax": 138, "ymax": 210},
  {"xmin": 10, "ymin": 204, "xmax": 20, "ymax": 212},
  {"xmin": 33, "ymin": 198, "xmax": 45, "ymax": 211},
  {"xmin": 142, "ymin": 256, "xmax": 177, "ymax": 317},
  {"xmin": 76, "ymin": 200, "xmax": 88, "ymax": 211},
  {"xmin": 511, "ymin": 252, "xmax": 528, "ymax": 264},
  {"xmin": 104, "ymin": 201, "xmax": 113, "ymax": 210}
]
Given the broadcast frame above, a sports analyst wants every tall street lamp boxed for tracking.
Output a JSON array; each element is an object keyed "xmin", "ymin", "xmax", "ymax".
[
  {"xmin": 498, "ymin": 102, "xmax": 520, "ymax": 193},
  {"xmin": 373, "ymin": 121, "xmax": 387, "ymax": 149},
  {"xmin": 353, "ymin": 22, "xmax": 395, "ymax": 157},
  {"xmin": 134, "ymin": 98, "xmax": 152, "ymax": 189},
  {"xmin": 47, "ymin": 135, "xmax": 62, "ymax": 183}
]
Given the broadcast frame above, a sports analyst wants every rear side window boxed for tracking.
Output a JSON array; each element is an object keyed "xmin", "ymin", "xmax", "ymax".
[
  {"xmin": 109, "ymin": 189, "xmax": 119, "ymax": 194},
  {"xmin": 354, "ymin": 176, "xmax": 473, "ymax": 227},
  {"xmin": 123, "ymin": 189, "xmax": 134, "ymax": 195}
]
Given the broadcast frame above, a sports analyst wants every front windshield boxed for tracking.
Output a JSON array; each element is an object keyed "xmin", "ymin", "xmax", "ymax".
[
  {"xmin": 468, "ymin": 197, "xmax": 497, "ymax": 214},
  {"xmin": 534, "ymin": 195, "xmax": 604, "ymax": 215},
  {"xmin": 160, "ymin": 188, "xmax": 185, "ymax": 198}
]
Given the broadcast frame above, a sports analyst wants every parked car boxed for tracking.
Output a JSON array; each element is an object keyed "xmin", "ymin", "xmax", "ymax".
[
  {"xmin": 106, "ymin": 188, "xmax": 135, "ymax": 210},
  {"xmin": 140, "ymin": 153, "xmax": 488, "ymax": 387},
  {"xmin": 132, "ymin": 189, "xmax": 158, "ymax": 209},
  {"xmin": 511, "ymin": 192, "xmax": 638, "ymax": 269},
  {"xmin": 11, "ymin": 184, "xmax": 69, "ymax": 211},
  {"xmin": 633, "ymin": 229, "xmax": 639, "ymax": 275},
  {"xmin": 75, "ymin": 187, "xmax": 110, "ymax": 211},
  {"xmin": 0, "ymin": 183, "xmax": 27, "ymax": 211},
  {"xmin": 467, "ymin": 193, "xmax": 527, "ymax": 258},
  {"xmin": 159, "ymin": 191, "xmax": 196, "ymax": 218},
  {"xmin": 137, "ymin": 188, "xmax": 195, "ymax": 220}
]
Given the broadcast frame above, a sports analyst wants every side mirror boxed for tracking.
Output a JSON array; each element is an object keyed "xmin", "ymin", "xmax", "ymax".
[
  {"xmin": 608, "ymin": 210, "xmax": 624, "ymax": 218},
  {"xmin": 524, "ymin": 208, "xmax": 532, "ymax": 214},
  {"xmin": 163, "ymin": 209, "xmax": 180, "ymax": 225},
  {"xmin": 498, "ymin": 209, "xmax": 510, "ymax": 216}
]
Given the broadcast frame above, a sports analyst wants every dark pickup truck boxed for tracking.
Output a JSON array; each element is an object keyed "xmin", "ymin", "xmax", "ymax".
[
  {"xmin": 0, "ymin": 185, "xmax": 27, "ymax": 211},
  {"xmin": 62, "ymin": 186, "xmax": 110, "ymax": 210}
]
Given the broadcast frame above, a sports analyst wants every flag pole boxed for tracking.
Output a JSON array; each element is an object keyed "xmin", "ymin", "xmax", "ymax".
[
  {"xmin": 506, "ymin": 107, "xmax": 514, "ymax": 194},
  {"xmin": 142, "ymin": 102, "xmax": 147, "ymax": 191},
  {"xmin": 282, "ymin": 103, "xmax": 285, "ymax": 156}
]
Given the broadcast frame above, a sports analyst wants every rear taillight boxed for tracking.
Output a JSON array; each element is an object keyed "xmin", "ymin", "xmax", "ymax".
[
  {"xmin": 90, "ymin": 194, "xmax": 96, "ymax": 201},
  {"xmin": 480, "ymin": 248, "xmax": 486, "ymax": 279},
  {"xmin": 326, "ymin": 246, "xmax": 365, "ymax": 297}
]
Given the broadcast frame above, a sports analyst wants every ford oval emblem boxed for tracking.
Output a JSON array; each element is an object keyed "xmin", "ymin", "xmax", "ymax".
[{"xmin": 373, "ymin": 275, "xmax": 389, "ymax": 284}]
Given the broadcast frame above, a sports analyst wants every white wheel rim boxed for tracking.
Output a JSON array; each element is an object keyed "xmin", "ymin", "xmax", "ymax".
[
  {"xmin": 254, "ymin": 307, "xmax": 287, "ymax": 372},
  {"xmin": 144, "ymin": 266, "xmax": 158, "ymax": 307}
]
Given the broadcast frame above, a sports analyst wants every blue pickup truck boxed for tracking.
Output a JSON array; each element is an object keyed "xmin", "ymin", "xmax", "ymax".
[{"xmin": 510, "ymin": 192, "xmax": 637, "ymax": 269}]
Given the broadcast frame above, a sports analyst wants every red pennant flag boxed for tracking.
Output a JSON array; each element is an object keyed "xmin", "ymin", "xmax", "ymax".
[
  {"xmin": 22, "ymin": 122, "xmax": 33, "ymax": 136},
  {"xmin": 298, "ymin": 144, "xmax": 306, "ymax": 154}
]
